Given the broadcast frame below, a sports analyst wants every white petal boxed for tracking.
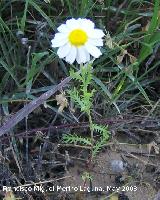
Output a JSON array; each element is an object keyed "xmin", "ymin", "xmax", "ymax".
[
  {"xmin": 51, "ymin": 38, "xmax": 68, "ymax": 47},
  {"xmin": 66, "ymin": 18, "xmax": 80, "ymax": 30},
  {"xmin": 57, "ymin": 24, "xmax": 69, "ymax": 33},
  {"xmin": 77, "ymin": 18, "xmax": 95, "ymax": 30},
  {"xmin": 57, "ymin": 43, "xmax": 71, "ymax": 58},
  {"xmin": 88, "ymin": 29, "xmax": 105, "ymax": 38},
  {"xmin": 51, "ymin": 32, "xmax": 68, "ymax": 47},
  {"xmin": 85, "ymin": 42, "xmax": 102, "ymax": 58},
  {"xmin": 85, "ymin": 49, "xmax": 90, "ymax": 62},
  {"xmin": 88, "ymin": 38, "xmax": 103, "ymax": 46},
  {"xmin": 53, "ymin": 32, "xmax": 67, "ymax": 40},
  {"xmin": 76, "ymin": 46, "xmax": 87, "ymax": 64},
  {"xmin": 65, "ymin": 46, "xmax": 77, "ymax": 64}
]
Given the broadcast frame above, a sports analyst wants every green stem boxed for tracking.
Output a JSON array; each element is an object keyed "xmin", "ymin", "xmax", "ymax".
[{"xmin": 88, "ymin": 110, "xmax": 94, "ymax": 160}]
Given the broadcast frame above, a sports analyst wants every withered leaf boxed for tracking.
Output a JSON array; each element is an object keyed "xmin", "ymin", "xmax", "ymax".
[
  {"xmin": 55, "ymin": 93, "xmax": 68, "ymax": 112},
  {"xmin": 148, "ymin": 141, "xmax": 159, "ymax": 154},
  {"xmin": 3, "ymin": 191, "xmax": 16, "ymax": 200},
  {"xmin": 105, "ymin": 32, "xmax": 114, "ymax": 49},
  {"xmin": 116, "ymin": 50, "xmax": 127, "ymax": 64}
]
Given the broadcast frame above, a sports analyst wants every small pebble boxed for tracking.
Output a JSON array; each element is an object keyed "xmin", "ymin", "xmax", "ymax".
[
  {"xmin": 110, "ymin": 160, "xmax": 127, "ymax": 173},
  {"xmin": 21, "ymin": 37, "xmax": 28, "ymax": 45}
]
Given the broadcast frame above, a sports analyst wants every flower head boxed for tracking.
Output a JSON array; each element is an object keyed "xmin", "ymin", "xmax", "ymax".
[{"xmin": 51, "ymin": 18, "xmax": 104, "ymax": 64}]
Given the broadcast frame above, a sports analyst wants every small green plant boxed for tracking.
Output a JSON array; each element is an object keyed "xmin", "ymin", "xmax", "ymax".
[
  {"xmin": 81, "ymin": 171, "xmax": 93, "ymax": 189},
  {"xmin": 63, "ymin": 64, "xmax": 110, "ymax": 159}
]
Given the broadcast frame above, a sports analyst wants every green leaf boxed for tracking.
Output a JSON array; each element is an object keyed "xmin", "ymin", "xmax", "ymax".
[
  {"xmin": 138, "ymin": 0, "xmax": 160, "ymax": 63},
  {"xmin": 26, "ymin": 52, "xmax": 48, "ymax": 83},
  {"xmin": 0, "ymin": 59, "xmax": 20, "ymax": 87},
  {"xmin": 93, "ymin": 76, "xmax": 121, "ymax": 113},
  {"xmin": 63, "ymin": 133, "xmax": 92, "ymax": 146},
  {"xmin": 139, "ymin": 31, "xmax": 160, "ymax": 63},
  {"xmin": 2, "ymin": 95, "xmax": 9, "ymax": 115},
  {"xmin": 28, "ymin": 0, "xmax": 56, "ymax": 29},
  {"xmin": 20, "ymin": 0, "xmax": 29, "ymax": 32}
]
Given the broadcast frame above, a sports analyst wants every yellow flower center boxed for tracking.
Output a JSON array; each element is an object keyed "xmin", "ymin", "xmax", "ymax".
[{"xmin": 68, "ymin": 29, "xmax": 88, "ymax": 46}]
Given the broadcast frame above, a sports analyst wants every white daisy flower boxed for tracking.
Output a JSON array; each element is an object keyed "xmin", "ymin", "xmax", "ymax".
[{"xmin": 51, "ymin": 18, "xmax": 104, "ymax": 64}]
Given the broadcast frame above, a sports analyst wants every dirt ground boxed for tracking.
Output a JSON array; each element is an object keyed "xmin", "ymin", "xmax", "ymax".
[
  {"xmin": 61, "ymin": 137, "xmax": 160, "ymax": 200},
  {"xmin": 1, "ymin": 116, "xmax": 160, "ymax": 200}
]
